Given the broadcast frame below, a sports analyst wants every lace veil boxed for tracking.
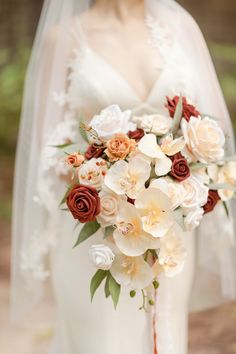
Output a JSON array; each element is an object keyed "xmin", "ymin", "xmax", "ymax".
[{"xmin": 11, "ymin": 0, "xmax": 236, "ymax": 325}]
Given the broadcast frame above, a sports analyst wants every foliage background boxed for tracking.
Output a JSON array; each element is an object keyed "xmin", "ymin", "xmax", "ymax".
[{"xmin": 0, "ymin": 1, "xmax": 235, "ymax": 353}]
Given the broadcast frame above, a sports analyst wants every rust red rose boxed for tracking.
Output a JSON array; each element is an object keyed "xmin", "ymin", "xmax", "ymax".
[
  {"xmin": 66, "ymin": 184, "xmax": 101, "ymax": 223},
  {"xmin": 203, "ymin": 190, "xmax": 220, "ymax": 214},
  {"xmin": 127, "ymin": 197, "xmax": 135, "ymax": 205},
  {"xmin": 165, "ymin": 96, "xmax": 200, "ymax": 122},
  {"xmin": 85, "ymin": 144, "xmax": 105, "ymax": 160},
  {"xmin": 170, "ymin": 153, "xmax": 190, "ymax": 181},
  {"xmin": 128, "ymin": 128, "xmax": 145, "ymax": 141}
]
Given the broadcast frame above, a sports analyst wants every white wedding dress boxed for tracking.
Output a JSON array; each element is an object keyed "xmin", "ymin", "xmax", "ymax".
[
  {"xmin": 49, "ymin": 24, "xmax": 196, "ymax": 353},
  {"xmin": 12, "ymin": 1, "xmax": 236, "ymax": 354}
]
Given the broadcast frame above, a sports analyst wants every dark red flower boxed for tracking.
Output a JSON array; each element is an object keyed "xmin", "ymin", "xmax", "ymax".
[
  {"xmin": 85, "ymin": 144, "xmax": 105, "ymax": 160},
  {"xmin": 165, "ymin": 96, "xmax": 200, "ymax": 122},
  {"xmin": 127, "ymin": 197, "xmax": 135, "ymax": 205},
  {"xmin": 169, "ymin": 153, "xmax": 190, "ymax": 181},
  {"xmin": 66, "ymin": 184, "xmax": 101, "ymax": 223},
  {"xmin": 128, "ymin": 128, "xmax": 145, "ymax": 141},
  {"xmin": 203, "ymin": 190, "xmax": 221, "ymax": 214}
]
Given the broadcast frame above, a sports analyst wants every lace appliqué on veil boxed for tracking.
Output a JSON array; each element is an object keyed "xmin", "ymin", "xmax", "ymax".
[{"xmin": 20, "ymin": 111, "xmax": 79, "ymax": 280}]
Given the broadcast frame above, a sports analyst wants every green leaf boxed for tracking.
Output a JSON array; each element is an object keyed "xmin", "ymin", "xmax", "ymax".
[
  {"xmin": 73, "ymin": 221, "xmax": 100, "ymax": 248},
  {"xmin": 208, "ymin": 183, "xmax": 236, "ymax": 191},
  {"xmin": 104, "ymin": 273, "xmax": 111, "ymax": 298},
  {"xmin": 108, "ymin": 273, "xmax": 121, "ymax": 309},
  {"xmin": 90, "ymin": 270, "xmax": 108, "ymax": 301},
  {"xmin": 60, "ymin": 208, "xmax": 70, "ymax": 212},
  {"xmin": 171, "ymin": 95, "xmax": 183, "ymax": 134},
  {"xmin": 59, "ymin": 186, "xmax": 72, "ymax": 207},
  {"xmin": 79, "ymin": 115, "xmax": 89, "ymax": 143},
  {"xmin": 103, "ymin": 226, "xmax": 115, "ymax": 239},
  {"xmin": 223, "ymin": 201, "xmax": 230, "ymax": 218},
  {"xmin": 50, "ymin": 143, "xmax": 75, "ymax": 149},
  {"xmin": 190, "ymin": 162, "xmax": 209, "ymax": 170}
]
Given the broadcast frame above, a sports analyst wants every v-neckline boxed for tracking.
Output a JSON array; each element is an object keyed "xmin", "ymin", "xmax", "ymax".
[{"xmin": 84, "ymin": 45, "xmax": 163, "ymax": 104}]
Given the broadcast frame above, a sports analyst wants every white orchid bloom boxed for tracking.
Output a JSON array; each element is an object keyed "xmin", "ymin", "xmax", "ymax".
[
  {"xmin": 158, "ymin": 223, "xmax": 187, "ymax": 277},
  {"xmin": 113, "ymin": 202, "xmax": 160, "ymax": 257},
  {"xmin": 138, "ymin": 134, "xmax": 172, "ymax": 176},
  {"xmin": 151, "ymin": 177, "xmax": 187, "ymax": 210},
  {"xmin": 135, "ymin": 187, "xmax": 174, "ymax": 238},
  {"xmin": 110, "ymin": 254, "xmax": 153, "ymax": 290},
  {"xmin": 104, "ymin": 157, "xmax": 151, "ymax": 199},
  {"xmin": 160, "ymin": 134, "xmax": 186, "ymax": 156}
]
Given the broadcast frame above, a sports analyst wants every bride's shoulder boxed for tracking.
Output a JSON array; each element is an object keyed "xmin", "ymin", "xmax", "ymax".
[{"xmin": 172, "ymin": 2, "xmax": 203, "ymax": 34}]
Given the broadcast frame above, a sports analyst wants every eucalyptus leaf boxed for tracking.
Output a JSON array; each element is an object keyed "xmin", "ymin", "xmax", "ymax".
[
  {"xmin": 171, "ymin": 95, "xmax": 183, "ymax": 134},
  {"xmin": 108, "ymin": 273, "xmax": 121, "ymax": 309},
  {"xmin": 208, "ymin": 183, "xmax": 236, "ymax": 191},
  {"xmin": 90, "ymin": 270, "xmax": 108, "ymax": 301},
  {"xmin": 50, "ymin": 143, "xmax": 75, "ymax": 149},
  {"xmin": 103, "ymin": 226, "xmax": 115, "ymax": 239},
  {"xmin": 104, "ymin": 273, "xmax": 111, "ymax": 298},
  {"xmin": 190, "ymin": 162, "xmax": 209, "ymax": 170},
  {"xmin": 219, "ymin": 155, "xmax": 236, "ymax": 162},
  {"xmin": 73, "ymin": 221, "xmax": 100, "ymax": 248},
  {"xmin": 223, "ymin": 201, "xmax": 230, "ymax": 218}
]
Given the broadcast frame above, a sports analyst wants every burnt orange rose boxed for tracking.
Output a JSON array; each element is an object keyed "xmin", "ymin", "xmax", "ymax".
[
  {"xmin": 165, "ymin": 96, "xmax": 200, "ymax": 122},
  {"xmin": 66, "ymin": 184, "xmax": 101, "ymax": 223},
  {"xmin": 170, "ymin": 153, "xmax": 190, "ymax": 181},
  {"xmin": 66, "ymin": 153, "xmax": 85, "ymax": 167},
  {"xmin": 85, "ymin": 144, "xmax": 105, "ymax": 160},
  {"xmin": 128, "ymin": 128, "xmax": 145, "ymax": 141},
  {"xmin": 203, "ymin": 190, "xmax": 220, "ymax": 214},
  {"xmin": 105, "ymin": 133, "xmax": 136, "ymax": 162}
]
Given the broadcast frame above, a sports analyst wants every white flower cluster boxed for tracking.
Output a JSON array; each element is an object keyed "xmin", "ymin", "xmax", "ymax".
[{"xmin": 57, "ymin": 102, "xmax": 235, "ymax": 302}]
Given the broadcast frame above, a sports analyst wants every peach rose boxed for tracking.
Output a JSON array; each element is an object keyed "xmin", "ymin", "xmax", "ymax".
[
  {"xmin": 66, "ymin": 153, "xmax": 85, "ymax": 167},
  {"xmin": 105, "ymin": 134, "xmax": 136, "ymax": 162}
]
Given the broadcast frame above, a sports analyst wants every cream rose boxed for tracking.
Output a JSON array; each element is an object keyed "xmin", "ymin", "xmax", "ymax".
[
  {"xmin": 78, "ymin": 158, "xmax": 108, "ymax": 189},
  {"xmin": 181, "ymin": 116, "xmax": 225, "ymax": 163},
  {"xmin": 208, "ymin": 161, "xmax": 236, "ymax": 201},
  {"xmin": 181, "ymin": 176, "xmax": 209, "ymax": 210},
  {"xmin": 96, "ymin": 188, "xmax": 125, "ymax": 228},
  {"xmin": 89, "ymin": 244, "xmax": 115, "ymax": 270},
  {"xmin": 184, "ymin": 207, "xmax": 204, "ymax": 231},
  {"xmin": 132, "ymin": 114, "xmax": 172, "ymax": 136},
  {"xmin": 89, "ymin": 105, "xmax": 136, "ymax": 142}
]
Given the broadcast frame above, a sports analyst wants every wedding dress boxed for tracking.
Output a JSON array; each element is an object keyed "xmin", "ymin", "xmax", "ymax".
[{"xmin": 11, "ymin": 1, "xmax": 236, "ymax": 354}]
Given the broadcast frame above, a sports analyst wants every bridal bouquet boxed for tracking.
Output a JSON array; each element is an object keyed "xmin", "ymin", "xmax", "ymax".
[{"xmin": 57, "ymin": 97, "xmax": 236, "ymax": 309}]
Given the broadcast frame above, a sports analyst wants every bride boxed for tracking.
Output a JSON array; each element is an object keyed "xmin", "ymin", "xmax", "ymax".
[{"xmin": 11, "ymin": 0, "xmax": 236, "ymax": 353}]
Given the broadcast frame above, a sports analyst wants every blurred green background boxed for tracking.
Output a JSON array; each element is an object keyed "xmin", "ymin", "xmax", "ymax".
[{"xmin": 0, "ymin": 1, "xmax": 235, "ymax": 353}]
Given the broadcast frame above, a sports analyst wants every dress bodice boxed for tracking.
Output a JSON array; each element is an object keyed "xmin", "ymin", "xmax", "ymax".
[{"xmin": 65, "ymin": 18, "xmax": 197, "ymax": 121}]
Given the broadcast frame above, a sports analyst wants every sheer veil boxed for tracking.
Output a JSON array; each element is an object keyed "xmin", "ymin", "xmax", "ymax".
[{"xmin": 11, "ymin": 0, "xmax": 236, "ymax": 324}]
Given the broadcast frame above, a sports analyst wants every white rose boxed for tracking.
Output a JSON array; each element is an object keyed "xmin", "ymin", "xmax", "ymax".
[
  {"xmin": 208, "ymin": 161, "xmax": 236, "ymax": 201},
  {"xmin": 89, "ymin": 105, "xmax": 136, "ymax": 142},
  {"xmin": 181, "ymin": 116, "xmax": 225, "ymax": 163},
  {"xmin": 158, "ymin": 224, "xmax": 187, "ymax": 277},
  {"xmin": 96, "ymin": 188, "xmax": 125, "ymax": 228},
  {"xmin": 181, "ymin": 176, "xmax": 209, "ymax": 210},
  {"xmin": 78, "ymin": 158, "xmax": 108, "ymax": 189},
  {"xmin": 132, "ymin": 114, "xmax": 172, "ymax": 135},
  {"xmin": 89, "ymin": 244, "xmax": 115, "ymax": 270},
  {"xmin": 184, "ymin": 207, "xmax": 204, "ymax": 231}
]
